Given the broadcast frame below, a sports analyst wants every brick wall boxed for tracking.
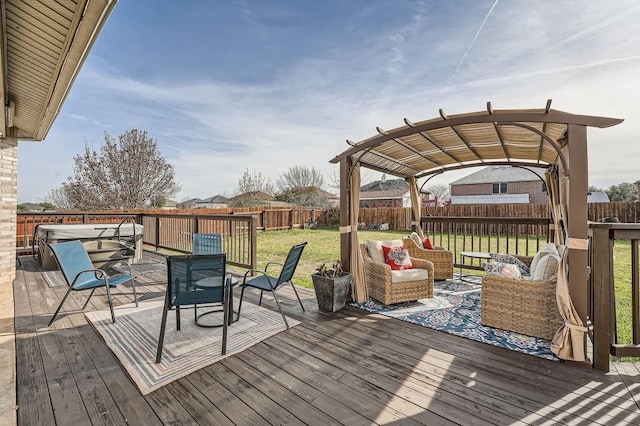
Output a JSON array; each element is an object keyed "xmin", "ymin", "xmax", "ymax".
[
  {"xmin": 0, "ymin": 137, "xmax": 17, "ymax": 286},
  {"xmin": 451, "ymin": 180, "xmax": 549, "ymax": 203}
]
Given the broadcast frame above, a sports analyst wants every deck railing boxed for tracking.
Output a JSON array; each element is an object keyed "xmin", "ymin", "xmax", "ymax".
[
  {"xmin": 140, "ymin": 213, "xmax": 256, "ymax": 270},
  {"xmin": 17, "ymin": 211, "xmax": 257, "ymax": 270},
  {"xmin": 589, "ymin": 222, "xmax": 640, "ymax": 370},
  {"xmin": 18, "ymin": 211, "xmax": 632, "ymax": 370},
  {"xmin": 422, "ymin": 216, "xmax": 552, "ymax": 270}
]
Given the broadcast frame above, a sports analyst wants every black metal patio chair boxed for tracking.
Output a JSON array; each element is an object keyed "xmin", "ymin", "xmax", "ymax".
[
  {"xmin": 156, "ymin": 253, "xmax": 230, "ymax": 363},
  {"xmin": 237, "ymin": 242, "xmax": 307, "ymax": 329}
]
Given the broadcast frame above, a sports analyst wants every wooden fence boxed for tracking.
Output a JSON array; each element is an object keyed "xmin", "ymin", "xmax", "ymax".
[
  {"xmin": 359, "ymin": 201, "xmax": 640, "ymax": 231},
  {"xmin": 17, "ymin": 201, "xmax": 640, "ymax": 249}
]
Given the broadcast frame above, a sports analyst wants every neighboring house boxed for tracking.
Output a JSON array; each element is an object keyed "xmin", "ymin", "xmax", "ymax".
[
  {"xmin": 311, "ymin": 187, "xmax": 340, "ymax": 208},
  {"xmin": 159, "ymin": 199, "xmax": 178, "ymax": 210},
  {"xmin": 228, "ymin": 191, "xmax": 275, "ymax": 207},
  {"xmin": 359, "ymin": 178, "xmax": 429, "ymax": 208},
  {"xmin": 176, "ymin": 198, "xmax": 203, "ymax": 209},
  {"xmin": 195, "ymin": 195, "xmax": 229, "ymax": 209},
  {"xmin": 450, "ymin": 166, "xmax": 548, "ymax": 204},
  {"xmin": 587, "ymin": 192, "xmax": 610, "ymax": 203}
]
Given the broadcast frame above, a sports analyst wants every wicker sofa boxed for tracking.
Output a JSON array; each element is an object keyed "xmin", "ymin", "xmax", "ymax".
[
  {"xmin": 402, "ymin": 236, "xmax": 454, "ymax": 280},
  {"xmin": 360, "ymin": 241, "xmax": 434, "ymax": 305},
  {"xmin": 481, "ymin": 252, "xmax": 564, "ymax": 341}
]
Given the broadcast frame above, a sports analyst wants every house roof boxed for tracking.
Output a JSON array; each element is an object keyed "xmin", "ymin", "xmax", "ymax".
[
  {"xmin": 202, "ymin": 195, "xmax": 229, "ymax": 203},
  {"xmin": 587, "ymin": 192, "xmax": 610, "ymax": 203},
  {"xmin": 1, "ymin": 0, "xmax": 117, "ymax": 141},
  {"xmin": 305, "ymin": 187, "xmax": 339, "ymax": 200},
  {"xmin": 330, "ymin": 100, "xmax": 623, "ymax": 180},
  {"xmin": 359, "ymin": 188, "xmax": 408, "ymax": 200},
  {"xmin": 361, "ymin": 178, "xmax": 409, "ymax": 192},
  {"xmin": 450, "ymin": 166, "xmax": 546, "ymax": 185}
]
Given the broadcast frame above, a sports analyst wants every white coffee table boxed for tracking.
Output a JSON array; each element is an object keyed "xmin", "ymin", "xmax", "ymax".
[{"xmin": 459, "ymin": 251, "xmax": 491, "ymax": 282}]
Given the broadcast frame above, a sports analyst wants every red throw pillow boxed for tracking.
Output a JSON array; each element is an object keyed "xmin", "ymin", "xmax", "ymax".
[
  {"xmin": 423, "ymin": 236, "xmax": 434, "ymax": 250},
  {"xmin": 382, "ymin": 245, "xmax": 413, "ymax": 270}
]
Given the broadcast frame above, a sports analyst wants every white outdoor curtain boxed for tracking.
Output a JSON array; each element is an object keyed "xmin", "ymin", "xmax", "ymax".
[
  {"xmin": 546, "ymin": 169, "xmax": 588, "ymax": 361},
  {"xmin": 409, "ymin": 177, "xmax": 424, "ymax": 238},
  {"xmin": 349, "ymin": 164, "xmax": 367, "ymax": 302}
]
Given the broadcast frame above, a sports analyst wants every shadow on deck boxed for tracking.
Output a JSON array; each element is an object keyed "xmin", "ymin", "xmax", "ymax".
[{"xmin": 11, "ymin": 251, "xmax": 640, "ymax": 425}]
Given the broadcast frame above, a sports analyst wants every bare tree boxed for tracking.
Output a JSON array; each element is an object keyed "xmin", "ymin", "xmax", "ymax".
[
  {"xmin": 43, "ymin": 187, "xmax": 73, "ymax": 210},
  {"xmin": 424, "ymin": 183, "xmax": 451, "ymax": 202},
  {"xmin": 60, "ymin": 129, "xmax": 180, "ymax": 209},
  {"xmin": 277, "ymin": 165, "xmax": 325, "ymax": 191},
  {"xmin": 234, "ymin": 168, "xmax": 276, "ymax": 196}
]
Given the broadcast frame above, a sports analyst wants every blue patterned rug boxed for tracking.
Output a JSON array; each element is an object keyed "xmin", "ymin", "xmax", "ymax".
[{"xmin": 351, "ymin": 274, "xmax": 558, "ymax": 361}]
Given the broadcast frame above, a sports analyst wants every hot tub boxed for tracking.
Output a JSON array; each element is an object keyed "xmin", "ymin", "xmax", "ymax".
[{"xmin": 36, "ymin": 223, "xmax": 143, "ymax": 269}]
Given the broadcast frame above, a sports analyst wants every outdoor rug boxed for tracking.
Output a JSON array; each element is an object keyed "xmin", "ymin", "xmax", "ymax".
[
  {"xmin": 43, "ymin": 261, "xmax": 167, "ymax": 288},
  {"xmin": 351, "ymin": 274, "xmax": 558, "ymax": 361},
  {"xmin": 85, "ymin": 298, "xmax": 300, "ymax": 395}
]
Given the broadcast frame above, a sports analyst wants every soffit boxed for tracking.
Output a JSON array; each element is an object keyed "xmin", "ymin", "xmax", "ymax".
[
  {"xmin": 1, "ymin": 0, "xmax": 116, "ymax": 141},
  {"xmin": 330, "ymin": 101, "xmax": 623, "ymax": 180}
]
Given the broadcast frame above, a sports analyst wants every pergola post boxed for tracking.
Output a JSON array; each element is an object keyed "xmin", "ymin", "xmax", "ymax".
[
  {"xmin": 339, "ymin": 157, "xmax": 351, "ymax": 271},
  {"xmin": 566, "ymin": 124, "xmax": 590, "ymax": 324}
]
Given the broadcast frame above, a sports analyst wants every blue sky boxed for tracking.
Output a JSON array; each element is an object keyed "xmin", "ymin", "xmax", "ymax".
[{"xmin": 17, "ymin": 0, "xmax": 640, "ymax": 203}]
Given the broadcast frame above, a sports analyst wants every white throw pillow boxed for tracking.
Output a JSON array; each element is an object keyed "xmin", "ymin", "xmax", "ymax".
[
  {"xmin": 366, "ymin": 239, "xmax": 403, "ymax": 264},
  {"xmin": 532, "ymin": 253, "xmax": 560, "ymax": 281}
]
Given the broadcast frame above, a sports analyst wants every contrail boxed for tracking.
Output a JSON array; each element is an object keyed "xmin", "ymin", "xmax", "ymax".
[{"xmin": 446, "ymin": 0, "xmax": 499, "ymax": 89}]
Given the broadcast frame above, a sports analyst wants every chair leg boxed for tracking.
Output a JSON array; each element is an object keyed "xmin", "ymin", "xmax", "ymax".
[
  {"xmin": 48, "ymin": 287, "xmax": 74, "ymax": 326},
  {"xmin": 258, "ymin": 290, "xmax": 264, "ymax": 306},
  {"xmin": 176, "ymin": 306, "xmax": 181, "ymax": 330},
  {"xmin": 268, "ymin": 289, "xmax": 290, "ymax": 329},
  {"xmin": 222, "ymin": 279, "xmax": 230, "ymax": 355},
  {"xmin": 155, "ymin": 291, "xmax": 171, "ymax": 363},
  {"xmin": 131, "ymin": 278, "xmax": 138, "ymax": 307},
  {"xmin": 81, "ymin": 288, "xmax": 97, "ymax": 310},
  {"xmin": 289, "ymin": 281, "xmax": 306, "ymax": 312},
  {"xmin": 105, "ymin": 283, "xmax": 115, "ymax": 323},
  {"xmin": 237, "ymin": 285, "xmax": 246, "ymax": 319}
]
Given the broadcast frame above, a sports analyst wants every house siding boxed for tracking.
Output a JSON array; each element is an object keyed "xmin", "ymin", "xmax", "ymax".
[{"xmin": 451, "ymin": 180, "xmax": 548, "ymax": 204}]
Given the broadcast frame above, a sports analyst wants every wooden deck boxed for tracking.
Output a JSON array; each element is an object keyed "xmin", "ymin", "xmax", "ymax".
[{"xmin": 12, "ymin": 252, "xmax": 640, "ymax": 425}]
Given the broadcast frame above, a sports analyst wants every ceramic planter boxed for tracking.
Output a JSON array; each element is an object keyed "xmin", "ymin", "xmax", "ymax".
[{"xmin": 311, "ymin": 272, "xmax": 352, "ymax": 312}]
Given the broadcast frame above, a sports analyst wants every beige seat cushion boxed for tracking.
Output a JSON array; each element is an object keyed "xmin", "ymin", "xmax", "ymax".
[
  {"xmin": 366, "ymin": 239, "xmax": 403, "ymax": 264},
  {"xmin": 532, "ymin": 253, "xmax": 561, "ymax": 281},
  {"xmin": 529, "ymin": 243, "xmax": 559, "ymax": 278},
  {"xmin": 409, "ymin": 232, "xmax": 423, "ymax": 249},
  {"xmin": 391, "ymin": 268, "xmax": 429, "ymax": 283}
]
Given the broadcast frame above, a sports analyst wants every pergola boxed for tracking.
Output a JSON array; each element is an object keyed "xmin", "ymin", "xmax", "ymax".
[{"xmin": 330, "ymin": 100, "xmax": 623, "ymax": 358}]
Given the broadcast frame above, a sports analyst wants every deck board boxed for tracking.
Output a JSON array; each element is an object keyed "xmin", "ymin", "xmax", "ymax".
[{"xmin": 13, "ymin": 254, "xmax": 640, "ymax": 425}]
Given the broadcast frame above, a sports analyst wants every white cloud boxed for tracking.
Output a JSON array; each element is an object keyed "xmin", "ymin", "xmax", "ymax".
[{"xmin": 17, "ymin": 0, "xmax": 640, "ymax": 202}]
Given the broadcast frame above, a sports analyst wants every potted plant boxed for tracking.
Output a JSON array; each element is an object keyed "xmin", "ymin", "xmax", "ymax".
[{"xmin": 311, "ymin": 261, "xmax": 352, "ymax": 312}]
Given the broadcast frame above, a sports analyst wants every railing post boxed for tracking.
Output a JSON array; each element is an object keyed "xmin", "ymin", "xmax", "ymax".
[
  {"xmin": 250, "ymin": 215, "xmax": 257, "ymax": 271},
  {"xmin": 155, "ymin": 216, "xmax": 160, "ymax": 250},
  {"xmin": 591, "ymin": 225, "xmax": 613, "ymax": 372},
  {"xmin": 632, "ymin": 239, "xmax": 640, "ymax": 344}
]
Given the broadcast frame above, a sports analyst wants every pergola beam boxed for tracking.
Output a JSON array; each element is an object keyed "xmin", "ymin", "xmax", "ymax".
[{"xmin": 331, "ymin": 109, "xmax": 623, "ymax": 165}]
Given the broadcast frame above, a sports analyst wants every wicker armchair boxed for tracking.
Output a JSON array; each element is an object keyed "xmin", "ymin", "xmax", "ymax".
[
  {"xmin": 481, "ymin": 255, "xmax": 564, "ymax": 340},
  {"xmin": 402, "ymin": 237, "xmax": 454, "ymax": 280},
  {"xmin": 360, "ymin": 243, "xmax": 434, "ymax": 305}
]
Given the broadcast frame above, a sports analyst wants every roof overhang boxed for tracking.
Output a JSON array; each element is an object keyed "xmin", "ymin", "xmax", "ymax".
[
  {"xmin": 0, "ymin": 0, "xmax": 117, "ymax": 141},
  {"xmin": 330, "ymin": 100, "xmax": 623, "ymax": 180}
]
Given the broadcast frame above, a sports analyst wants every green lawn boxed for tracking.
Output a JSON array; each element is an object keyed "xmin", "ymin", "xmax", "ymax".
[
  {"xmin": 248, "ymin": 227, "xmax": 411, "ymax": 287},
  {"xmin": 249, "ymin": 227, "xmax": 636, "ymax": 349}
]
